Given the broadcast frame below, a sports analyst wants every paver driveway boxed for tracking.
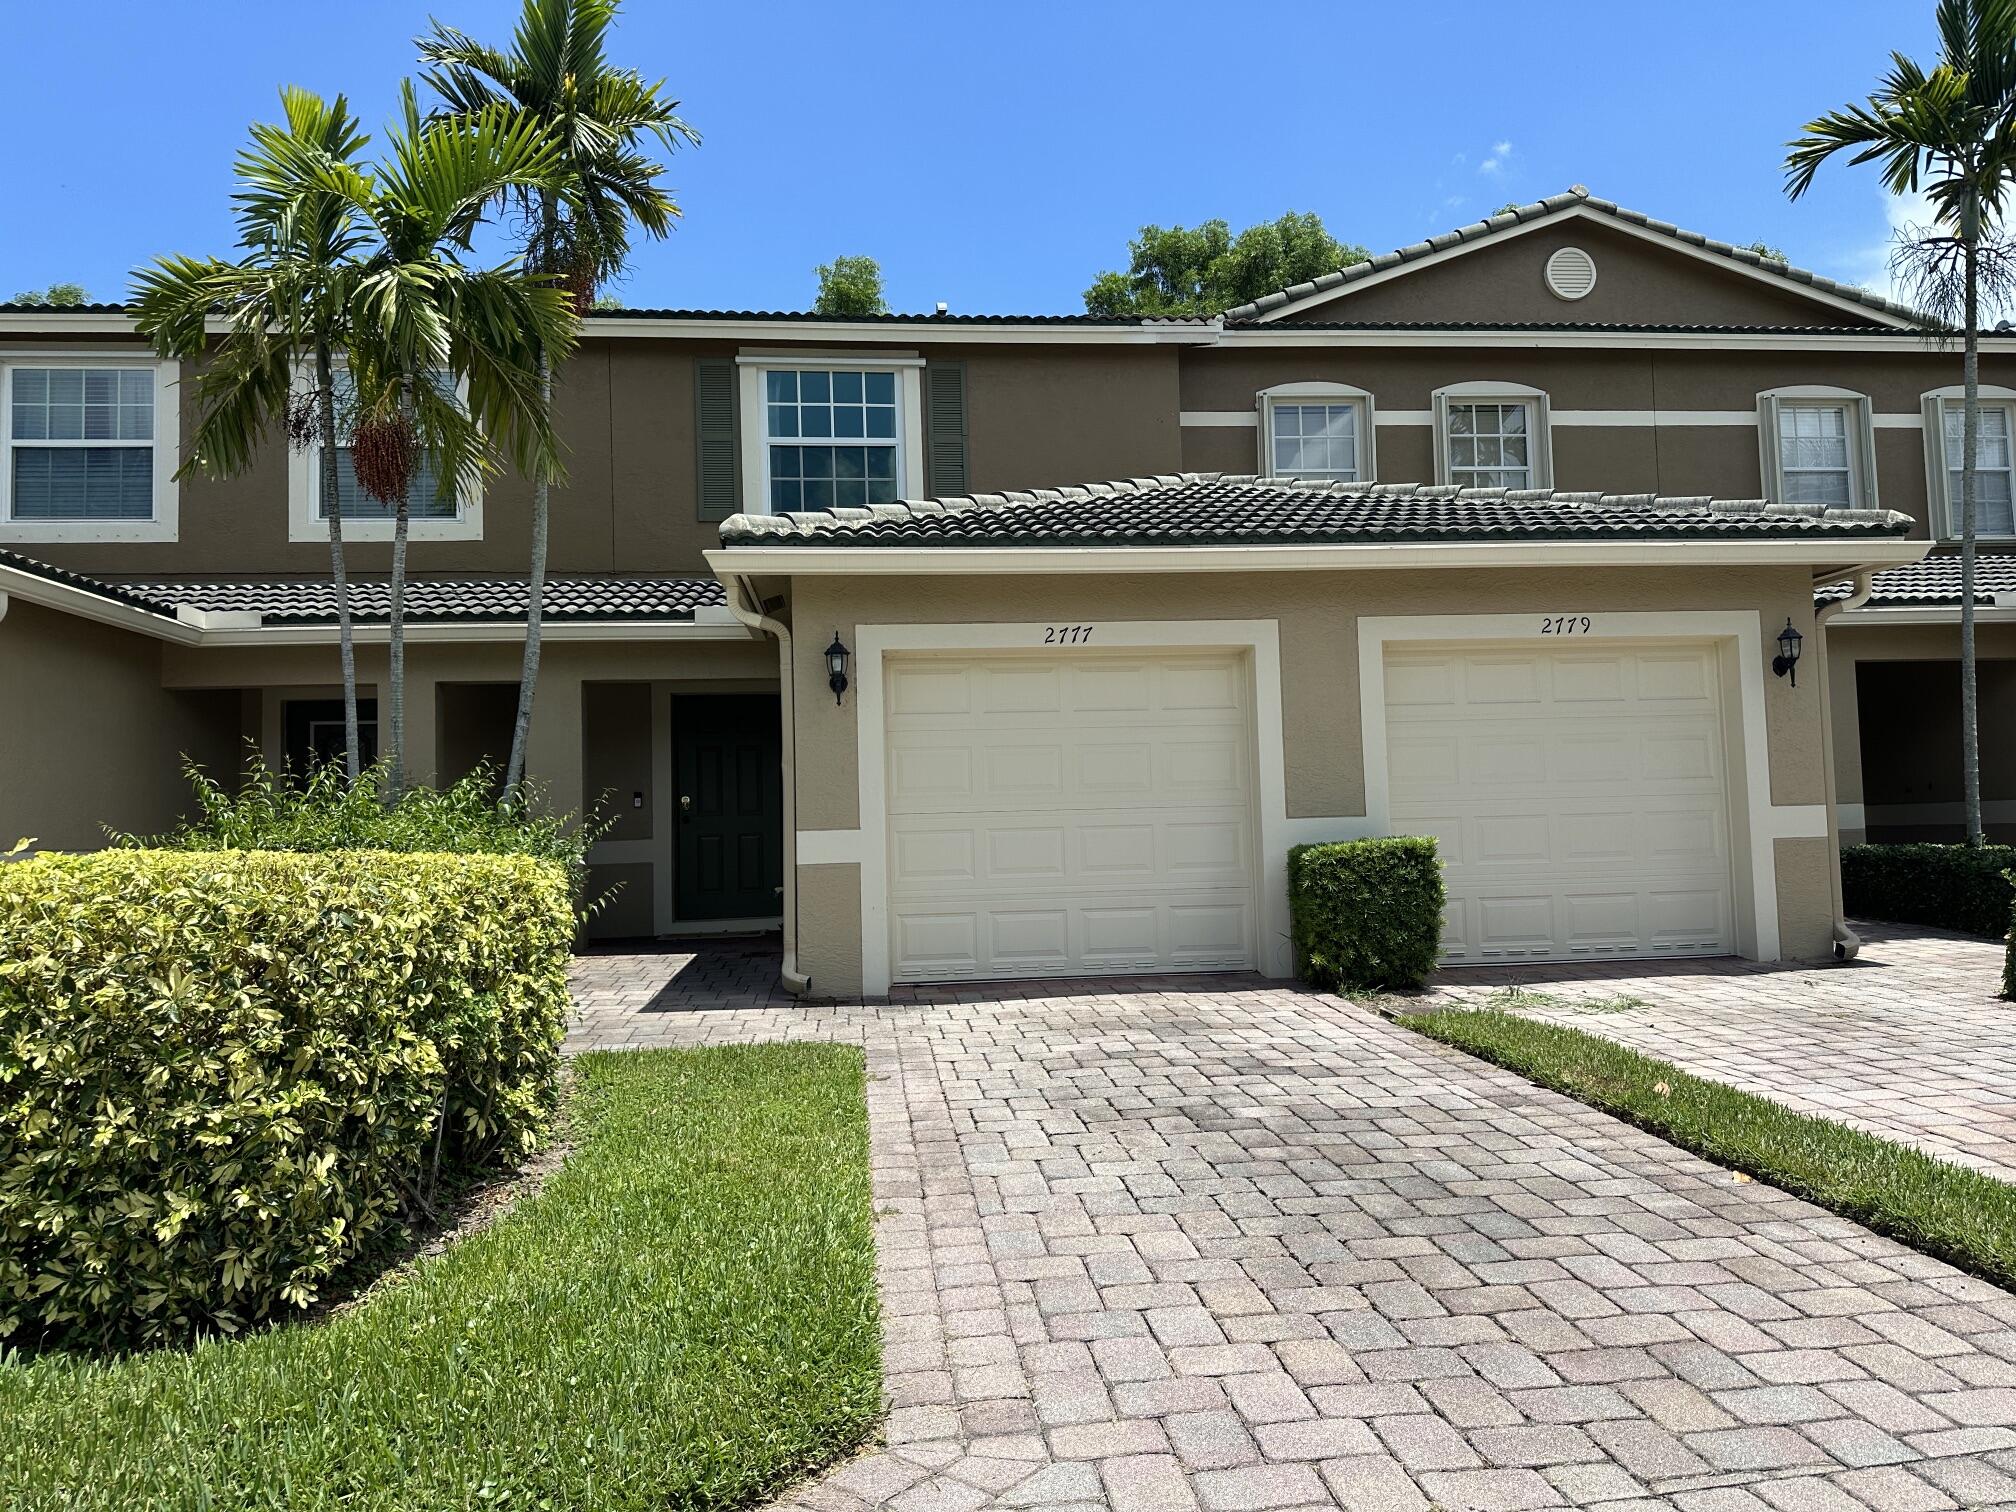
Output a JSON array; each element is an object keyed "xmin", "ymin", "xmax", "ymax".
[
  {"xmin": 1425, "ymin": 922, "xmax": 2016, "ymax": 1184},
  {"xmin": 569, "ymin": 949, "xmax": 2016, "ymax": 1511}
]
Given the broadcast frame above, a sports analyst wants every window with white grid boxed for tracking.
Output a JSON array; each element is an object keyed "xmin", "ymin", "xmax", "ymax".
[
  {"xmin": 1942, "ymin": 402, "xmax": 2016, "ymax": 537},
  {"xmin": 765, "ymin": 368, "xmax": 902, "ymax": 510},
  {"xmin": 1446, "ymin": 401, "xmax": 1534, "ymax": 489},
  {"xmin": 6, "ymin": 366, "xmax": 155, "ymax": 520},
  {"xmin": 1776, "ymin": 402, "xmax": 1854, "ymax": 508},
  {"xmin": 1269, "ymin": 402, "xmax": 1361, "ymax": 482}
]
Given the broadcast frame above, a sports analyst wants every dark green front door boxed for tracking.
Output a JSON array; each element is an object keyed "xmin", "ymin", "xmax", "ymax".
[{"xmin": 673, "ymin": 694, "xmax": 784, "ymax": 921}]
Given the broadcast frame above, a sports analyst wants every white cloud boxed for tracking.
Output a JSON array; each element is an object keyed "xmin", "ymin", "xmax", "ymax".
[
  {"xmin": 1479, "ymin": 141, "xmax": 1513, "ymax": 176},
  {"xmin": 1830, "ymin": 187, "xmax": 1968, "ymax": 312}
]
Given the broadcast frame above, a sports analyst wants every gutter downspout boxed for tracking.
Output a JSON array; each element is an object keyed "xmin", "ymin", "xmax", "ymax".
[
  {"xmin": 1814, "ymin": 567, "xmax": 1876, "ymax": 960},
  {"xmin": 724, "ymin": 573, "xmax": 811, "ymax": 995}
]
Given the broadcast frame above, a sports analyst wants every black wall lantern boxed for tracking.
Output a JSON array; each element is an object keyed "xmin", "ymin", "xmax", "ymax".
[
  {"xmin": 825, "ymin": 632, "xmax": 851, "ymax": 705},
  {"xmin": 1772, "ymin": 618, "xmax": 1804, "ymax": 687}
]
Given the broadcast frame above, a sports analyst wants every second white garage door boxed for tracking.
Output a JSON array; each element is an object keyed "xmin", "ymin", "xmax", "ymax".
[
  {"xmin": 884, "ymin": 651, "xmax": 1257, "ymax": 983},
  {"xmin": 1385, "ymin": 642, "xmax": 1736, "ymax": 963}
]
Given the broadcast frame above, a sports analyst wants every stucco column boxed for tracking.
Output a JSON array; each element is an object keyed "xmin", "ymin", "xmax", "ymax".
[
  {"xmin": 404, "ymin": 655, "xmax": 440, "ymax": 789},
  {"xmin": 524, "ymin": 666, "xmax": 585, "ymax": 817}
]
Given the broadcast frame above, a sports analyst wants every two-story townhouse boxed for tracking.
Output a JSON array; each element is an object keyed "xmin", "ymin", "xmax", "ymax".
[{"xmin": 0, "ymin": 188, "xmax": 2003, "ymax": 994}]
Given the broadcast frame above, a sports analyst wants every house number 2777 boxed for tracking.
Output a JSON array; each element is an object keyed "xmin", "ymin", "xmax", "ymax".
[{"xmin": 1044, "ymin": 625, "xmax": 1095, "ymax": 644}]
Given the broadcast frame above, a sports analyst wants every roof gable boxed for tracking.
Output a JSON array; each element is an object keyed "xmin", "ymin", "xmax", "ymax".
[{"xmin": 1231, "ymin": 193, "xmax": 1925, "ymax": 331}]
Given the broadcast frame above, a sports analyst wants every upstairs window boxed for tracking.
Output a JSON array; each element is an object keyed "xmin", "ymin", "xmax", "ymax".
[
  {"xmin": 738, "ymin": 357, "xmax": 924, "ymax": 514},
  {"xmin": 1446, "ymin": 402, "xmax": 1534, "ymax": 489},
  {"xmin": 765, "ymin": 368, "xmax": 901, "ymax": 509},
  {"xmin": 9, "ymin": 368, "xmax": 154, "ymax": 518},
  {"xmin": 1, "ymin": 359, "xmax": 177, "ymax": 541},
  {"xmin": 1433, "ymin": 382, "xmax": 1553, "ymax": 490},
  {"xmin": 1757, "ymin": 386, "xmax": 1876, "ymax": 512},
  {"xmin": 1776, "ymin": 402, "xmax": 1855, "ymax": 507},
  {"xmin": 1926, "ymin": 388, "xmax": 2016, "ymax": 539},
  {"xmin": 286, "ymin": 366, "xmax": 482, "ymax": 542},
  {"xmin": 316, "ymin": 369, "xmax": 458, "ymax": 522},
  {"xmin": 1259, "ymin": 383, "xmax": 1375, "ymax": 484}
]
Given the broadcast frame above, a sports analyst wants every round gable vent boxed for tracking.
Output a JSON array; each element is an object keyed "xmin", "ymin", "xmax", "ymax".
[{"xmin": 1544, "ymin": 245, "xmax": 1598, "ymax": 301}]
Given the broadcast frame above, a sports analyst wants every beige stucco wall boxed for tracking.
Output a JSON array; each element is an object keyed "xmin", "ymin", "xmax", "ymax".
[
  {"xmin": 0, "ymin": 599, "xmax": 239, "ymax": 849},
  {"xmin": 780, "ymin": 563, "xmax": 1831, "ymax": 992}
]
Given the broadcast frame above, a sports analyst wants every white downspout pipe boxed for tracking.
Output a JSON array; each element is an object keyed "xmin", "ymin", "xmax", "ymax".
[
  {"xmin": 724, "ymin": 573, "xmax": 811, "ymax": 995},
  {"xmin": 1814, "ymin": 567, "xmax": 1876, "ymax": 960}
]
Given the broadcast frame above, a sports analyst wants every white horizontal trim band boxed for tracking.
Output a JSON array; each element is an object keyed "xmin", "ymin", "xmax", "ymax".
[
  {"xmin": 1177, "ymin": 408, "xmax": 1931, "ymax": 430},
  {"xmin": 1179, "ymin": 411, "xmax": 1257, "ymax": 427},
  {"xmin": 797, "ymin": 829, "xmax": 864, "ymax": 866}
]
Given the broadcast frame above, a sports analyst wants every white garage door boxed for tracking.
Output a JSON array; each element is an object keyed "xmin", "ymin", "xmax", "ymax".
[
  {"xmin": 1385, "ymin": 642, "xmax": 1735, "ymax": 963},
  {"xmin": 884, "ymin": 651, "xmax": 1257, "ymax": 983}
]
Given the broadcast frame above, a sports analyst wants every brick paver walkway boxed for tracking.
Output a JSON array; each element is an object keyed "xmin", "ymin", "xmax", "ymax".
[
  {"xmin": 567, "ymin": 947, "xmax": 2016, "ymax": 1510},
  {"xmin": 1425, "ymin": 922, "xmax": 2016, "ymax": 1185}
]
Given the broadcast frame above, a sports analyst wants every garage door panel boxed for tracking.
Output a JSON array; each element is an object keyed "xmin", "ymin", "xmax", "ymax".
[
  {"xmin": 888, "ymin": 650, "xmax": 1257, "ymax": 984},
  {"xmin": 1388, "ymin": 642, "xmax": 1734, "ymax": 964}
]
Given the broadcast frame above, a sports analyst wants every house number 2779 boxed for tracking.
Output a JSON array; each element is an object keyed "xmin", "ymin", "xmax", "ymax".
[{"xmin": 1044, "ymin": 625, "xmax": 1095, "ymax": 644}]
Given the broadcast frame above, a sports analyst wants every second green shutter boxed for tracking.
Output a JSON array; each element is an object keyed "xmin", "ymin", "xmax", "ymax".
[
  {"xmin": 926, "ymin": 362, "xmax": 969, "ymax": 497},
  {"xmin": 695, "ymin": 357, "xmax": 740, "ymax": 520}
]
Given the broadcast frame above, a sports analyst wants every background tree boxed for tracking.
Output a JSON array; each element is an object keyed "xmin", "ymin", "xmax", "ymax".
[
  {"xmin": 8, "ymin": 283, "xmax": 89, "ymax": 306},
  {"xmin": 134, "ymin": 89, "xmax": 376, "ymax": 780},
  {"xmin": 813, "ymin": 254, "xmax": 886, "ymax": 315},
  {"xmin": 1787, "ymin": 0, "xmax": 2016, "ymax": 847},
  {"xmin": 1084, "ymin": 211, "xmax": 1367, "ymax": 317},
  {"xmin": 420, "ymin": 0, "xmax": 699, "ymax": 803}
]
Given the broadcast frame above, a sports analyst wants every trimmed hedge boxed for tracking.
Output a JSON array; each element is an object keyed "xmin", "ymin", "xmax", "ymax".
[
  {"xmin": 1841, "ymin": 842, "xmax": 2016, "ymax": 939},
  {"xmin": 0, "ymin": 849, "xmax": 574, "ymax": 1350},
  {"xmin": 1288, "ymin": 836, "xmax": 1445, "ymax": 991}
]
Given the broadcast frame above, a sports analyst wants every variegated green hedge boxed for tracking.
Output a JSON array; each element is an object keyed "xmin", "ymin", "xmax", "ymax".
[{"xmin": 0, "ymin": 849, "xmax": 574, "ymax": 1350}]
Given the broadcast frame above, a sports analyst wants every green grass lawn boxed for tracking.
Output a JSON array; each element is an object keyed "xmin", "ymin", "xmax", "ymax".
[
  {"xmin": 0, "ymin": 1043, "xmax": 881, "ymax": 1511},
  {"xmin": 1407, "ymin": 999, "xmax": 2016, "ymax": 1292}
]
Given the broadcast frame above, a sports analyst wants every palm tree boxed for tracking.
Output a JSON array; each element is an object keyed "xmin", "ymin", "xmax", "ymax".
[
  {"xmin": 134, "ymin": 88, "xmax": 374, "ymax": 779},
  {"xmin": 419, "ymin": 0, "xmax": 700, "ymax": 802},
  {"xmin": 134, "ymin": 89, "xmax": 578, "ymax": 795},
  {"xmin": 1786, "ymin": 0, "xmax": 2016, "ymax": 847},
  {"xmin": 313, "ymin": 86, "xmax": 579, "ymax": 796}
]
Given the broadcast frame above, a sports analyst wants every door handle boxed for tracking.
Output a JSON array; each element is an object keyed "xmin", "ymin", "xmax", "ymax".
[{"xmin": 679, "ymin": 794, "xmax": 693, "ymax": 820}]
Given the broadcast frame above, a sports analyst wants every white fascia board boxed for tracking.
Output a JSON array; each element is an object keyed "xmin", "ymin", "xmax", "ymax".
[
  {"xmin": 190, "ymin": 619, "xmax": 756, "ymax": 647},
  {"xmin": 1250, "ymin": 204, "xmax": 1923, "ymax": 330},
  {"xmin": 1828, "ymin": 604, "xmax": 2016, "ymax": 625},
  {"xmin": 0, "ymin": 563, "xmax": 197, "ymax": 643},
  {"xmin": 707, "ymin": 537, "xmax": 1931, "ymax": 578}
]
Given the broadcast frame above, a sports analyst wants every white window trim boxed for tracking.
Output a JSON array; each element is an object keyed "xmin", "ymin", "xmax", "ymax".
[
  {"xmin": 0, "ymin": 353, "xmax": 180, "ymax": 543},
  {"xmin": 1756, "ymin": 384, "xmax": 1878, "ymax": 512},
  {"xmin": 1920, "ymin": 383, "xmax": 2016, "ymax": 541},
  {"xmin": 1256, "ymin": 381, "xmax": 1377, "ymax": 483},
  {"xmin": 285, "ymin": 365, "xmax": 484, "ymax": 543},
  {"xmin": 1432, "ymin": 380, "xmax": 1553, "ymax": 489},
  {"xmin": 736, "ymin": 354, "xmax": 925, "ymax": 514}
]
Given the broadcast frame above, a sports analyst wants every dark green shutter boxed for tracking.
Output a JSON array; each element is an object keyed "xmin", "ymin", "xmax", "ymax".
[
  {"xmin": 926, "ymin": 362, "xmax": 968, "ymax": 497},
  {"xmin": 695, "ymin": 357, "xmax": 740, "ymax": 520}
]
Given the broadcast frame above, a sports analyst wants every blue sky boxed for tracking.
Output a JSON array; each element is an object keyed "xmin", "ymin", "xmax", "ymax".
[{"xmin": 2, "ymin": 1, "xmax": 1946, "ymax": 315}]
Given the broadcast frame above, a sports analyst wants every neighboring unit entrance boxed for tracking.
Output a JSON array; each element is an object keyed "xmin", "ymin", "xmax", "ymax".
[
  {"xmin": 672, "ymin": 694, "xmax": 783, "ymax": 921},
  {"xmin": 1384, "ymin": 642, "xmax": 1736, "ymax": 963},
  {"xmin": 883, "ymin": 650, "xmax": 1258, "ymax": 983}
]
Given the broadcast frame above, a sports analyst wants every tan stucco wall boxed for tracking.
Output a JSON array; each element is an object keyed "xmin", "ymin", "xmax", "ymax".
[
  {"xmin": 1774, "ymin": 836, "xmax": 1836, "ymax": 961},
  {"xmin": 782, "ymin": 563, "xmax": 1830, "ymax": 990},
  {"xmin": 798, "ymin": 863, "xmax": 862, "ymax": 998},
  {"xmin": 0, "ymin": 599, "xmax": 239, "ymax": 849}
]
